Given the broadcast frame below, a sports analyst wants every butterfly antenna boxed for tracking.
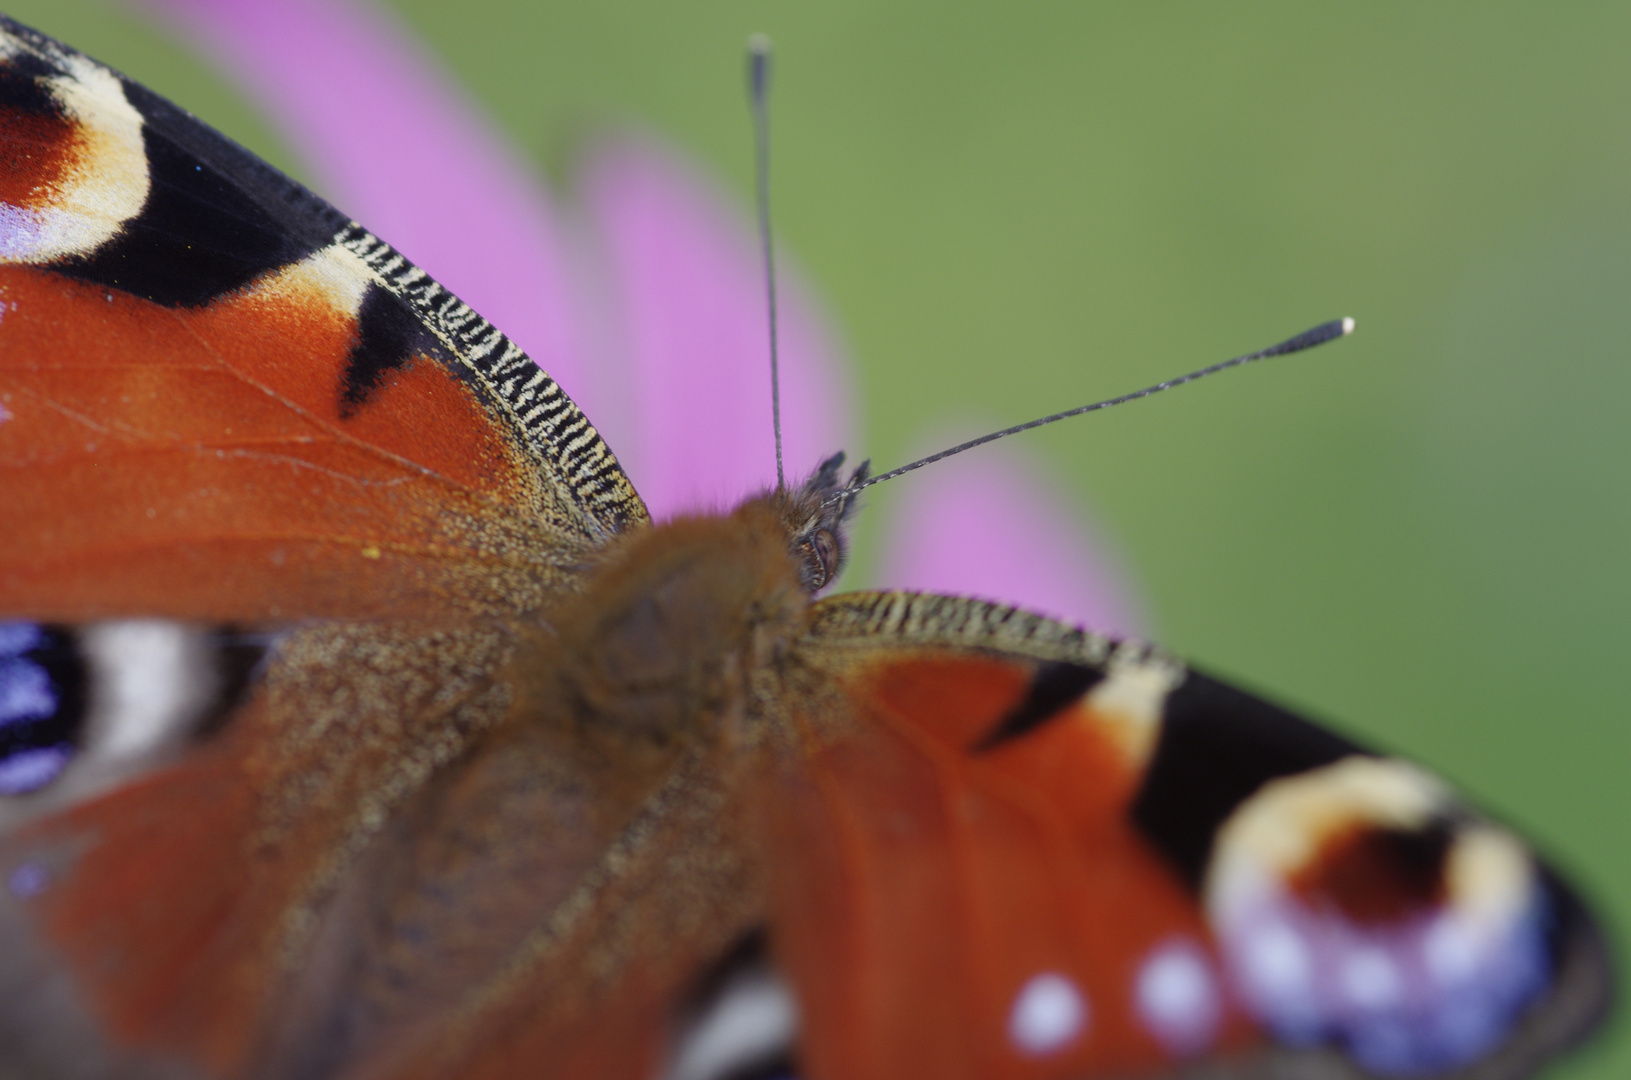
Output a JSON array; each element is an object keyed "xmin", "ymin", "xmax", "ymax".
[
  {"xmin": 828, "ymin": 318, "xmax": 1355, "ymax": 505},
  {"xmin": 747, "ymin": 33, "xmax": 785, "ymax": 490}
]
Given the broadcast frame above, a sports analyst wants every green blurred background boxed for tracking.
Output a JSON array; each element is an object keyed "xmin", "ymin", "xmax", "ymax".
[{"xmin": 10, "ymin": 2, "xmax": 1627, "ymax": 1075}]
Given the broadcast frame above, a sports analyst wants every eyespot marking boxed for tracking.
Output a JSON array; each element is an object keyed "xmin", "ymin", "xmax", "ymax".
[
  {"xmin": 1206, "ymin": 757, "xmax": 1554, "ymax": 1074},
  {"xmin": 1007, "ymin": 972, "xmax": 1088, "ymax": 1057},
  {"xmin": 80, "ymin": 619, "xmax": 221, "ymax": 760},
  {"xmin": 0, "ymin": 44, "xmax": 148, "ymax": 263},
  {"xmin": 0, "ymin": 746, "xmax": 71, "ymax": 795},
  {"xmin": 0, "ymin": 621, "xmax": 84, "ymax": 794},
  {"xmin": 6, "ymin": 860, "xmax": 46, "ymax": 898},
  {"xmin": 1134, "ymin": 937, "xmax": 1223, "ymax": 1058},
  {"xmin": 1130, "ymin": 669, "xmax": 1359, "ymax": 889},
  {"xmin": 663, "ymin": 933, "xmax": 798, "ymax": 1080},
  {"xmin": 0, "ymin": 620, "xmax": 266, "ymax": 799}
]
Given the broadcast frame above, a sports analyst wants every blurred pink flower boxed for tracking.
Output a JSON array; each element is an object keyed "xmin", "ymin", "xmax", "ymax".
[{"xmin": 132, "ymin": 0, "xmax": 1142, "ymax": 636}]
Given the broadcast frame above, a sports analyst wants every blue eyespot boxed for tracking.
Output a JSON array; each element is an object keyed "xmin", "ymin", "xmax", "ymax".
[{"xmin": 0, "ymin": 621, "xmax": 85, "ymax": 795}]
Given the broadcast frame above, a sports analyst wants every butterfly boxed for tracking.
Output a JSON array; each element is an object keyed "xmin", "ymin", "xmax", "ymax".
[{"xmin": 0, "ymin": 11, "xmax": 1614, "ymax": 1080}]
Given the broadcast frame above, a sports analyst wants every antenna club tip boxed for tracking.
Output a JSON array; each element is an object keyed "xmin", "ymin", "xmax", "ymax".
[
  {"xmin": 747, "ymin": 32, "xmax": 772, "ymax": 58},
  {"xmin": 1341, "ymin": 316, "xmax": 1356, "ymax": 335}
]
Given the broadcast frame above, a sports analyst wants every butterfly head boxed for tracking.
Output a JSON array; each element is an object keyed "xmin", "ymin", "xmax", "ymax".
[{"xmin": 771, "ymin": 451, "xmax": 870, "ymax": 594}]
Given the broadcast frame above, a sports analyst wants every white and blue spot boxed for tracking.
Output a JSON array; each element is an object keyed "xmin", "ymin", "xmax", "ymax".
[{"xmin": 0, "ymin": 621, "xmax": 79, "ymax": 795}]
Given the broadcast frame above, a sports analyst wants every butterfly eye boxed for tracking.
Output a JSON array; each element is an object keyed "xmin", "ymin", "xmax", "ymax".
[
  {"xmin": 795, "ymin": 528, "xmax": 840, "ymax": 593},
  {"xmin": 0, "ymin": 620, "xmax": 263, "ymax": 802}
]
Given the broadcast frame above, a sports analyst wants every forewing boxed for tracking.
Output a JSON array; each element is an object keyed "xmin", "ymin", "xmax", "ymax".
[
  {"xmin": 775, "ymin": 590, "xmax": 1612, "ymax": 1080},
  {"xmin": 0, "ymin": 14, "xmax": 645, "ymax": 623}
]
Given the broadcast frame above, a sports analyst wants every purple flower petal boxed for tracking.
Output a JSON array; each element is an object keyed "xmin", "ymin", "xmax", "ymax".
[
  {"xmin": 576, "ymin": 138, "xmax": 853, "ymax": 519},
  {"xmin": 129, "ymin": 0, "xmax": 597, "ymax": 411},
  {"xmin": 873, "ymin": 445, "xmax": 1145, "ymax": 637}
]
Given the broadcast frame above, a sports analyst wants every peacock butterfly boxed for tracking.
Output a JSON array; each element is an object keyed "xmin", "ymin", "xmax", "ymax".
[{"xmin": 0, "ymin": 11, "xmax": 1614, "ymax": 1080}]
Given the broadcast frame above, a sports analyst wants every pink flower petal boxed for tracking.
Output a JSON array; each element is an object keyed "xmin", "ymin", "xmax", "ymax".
[
  {"xmin": 129, "ymin": 0, "xmax": 596, "ymax": 412},
  {"xmin": 577, "ymin": 138, "xmax": 853, "ymax": 519},
  {"xmin": 126, "ymin": 0, "xmax": 1142, "ymax": 633},
  {"xmin": 872, "ymin": 444, "xmax": 1145, "ymax": 637}
]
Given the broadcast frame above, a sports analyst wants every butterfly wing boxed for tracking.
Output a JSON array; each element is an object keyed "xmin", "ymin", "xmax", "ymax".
[
  {"xmin": 768, "ymin": 591, "xmax": 1612, "ymax": 1080},
  {"xmin": 0, "ymin": 15, "xmax": 657, "ymax": 1078},
  {"xmin": 0, "ymin": 14, "xmax": 645, "ymax": 624},
  {"xmin": 0, "ymin": 617, "xmax": 767, "ymax": 1080},
  {"xmin": 0, "ymin": 13, "xmax": 1613, "ymax": 1080}
]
